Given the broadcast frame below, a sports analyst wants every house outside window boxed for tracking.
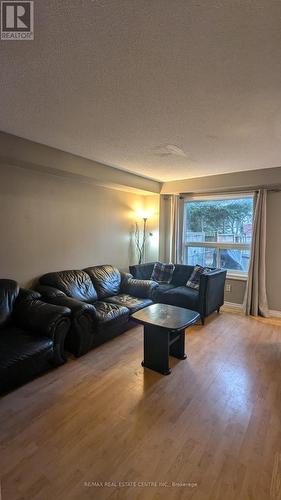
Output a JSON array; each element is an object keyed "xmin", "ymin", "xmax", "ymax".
[{"xmin": 183, "ymin": 194, "xmax": 254, "ymax": 277}]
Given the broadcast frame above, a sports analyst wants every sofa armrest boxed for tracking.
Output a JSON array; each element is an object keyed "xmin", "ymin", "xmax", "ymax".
[
  {"xmin": 199, "ymin": 270, "xmax": 227, "ymax": 316},
  {"xmin": 39, "ymin": 294, "xmax": 105, "ymax": 326},
  {"xmin": 36, "ymin": 285, "xmax": 96, "ymax": 314},
  {"xmin": 43, "ymin": 294, "xmax": 90, "ymax": 313},
  {"xmin": 121, "ymin": 273, "xmax": 158, "ymax": 299},
  {"xmin": 120, "ymin": 272, "xmax": 134, "ymax": 284},
  {"xmin": 37, "ymin": 294, "xmax": 103, "ymax": 357},
  {"xmin": 18, "ymin": 288, "xmax": 42, "ymax": 301},
  {"xmin": 13, "ymin": 290, "xmax": 71, "ymax": 365},
  {"xmin": 36, "ymin": 284, "xmax": 66, "ymax": 299}
]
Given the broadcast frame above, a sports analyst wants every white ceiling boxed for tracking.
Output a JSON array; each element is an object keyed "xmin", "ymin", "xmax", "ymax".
[{"xmin": 0, "ymin": 0, "xmax": 280, "ymax": 182}]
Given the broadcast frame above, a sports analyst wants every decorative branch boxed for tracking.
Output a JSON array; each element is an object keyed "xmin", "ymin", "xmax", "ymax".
[
  {"xmin": 135, "ymin": 218, "xmax": 148, "ymax": 264},
  {"xmin": 135, "ymin": 222, "xmax": 143, "ymax": 264}
]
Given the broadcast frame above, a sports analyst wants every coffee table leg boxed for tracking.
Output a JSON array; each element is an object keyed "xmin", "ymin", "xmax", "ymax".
[
  {"xmin": 169, "ymin": 329, "xmax": 187, "ymax": 360},
  {"xmin": 142, "ymin": 325, "xmax": 171, "ymax": 375}
]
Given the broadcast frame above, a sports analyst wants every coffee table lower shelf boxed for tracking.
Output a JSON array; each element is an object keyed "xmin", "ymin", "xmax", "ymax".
[
  {"xmin": 131, "ymin": 304, "xmax": 200, "ymax": 376},
  {"xmin": 141, "ymin": 325, "xmax": 187, "ymax": 375}
]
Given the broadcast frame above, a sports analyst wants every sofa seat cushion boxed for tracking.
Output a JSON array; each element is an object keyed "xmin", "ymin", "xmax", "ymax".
[
  {"xmin": 158, "ymin": 286, "xmax": 200, "ymax": 311},
  {"xmin": 152, "ymin": 284, "xmax": 177, "ymax": 301},
  {"xmin": 0, "ymin": 327, "xmax": 53, "ymax": 371},
  {"xmin": 94, "ymin": 301, "xmax": 129, "ymax": 326},
  {"xmin": 104, "ymin": 294, "xmax": 152, "ymax": 313}
]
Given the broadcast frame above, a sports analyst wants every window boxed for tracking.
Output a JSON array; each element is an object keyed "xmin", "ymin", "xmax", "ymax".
[{"xmin": 183, "ymin": 195, "xmax": 254, "ymax": 276}]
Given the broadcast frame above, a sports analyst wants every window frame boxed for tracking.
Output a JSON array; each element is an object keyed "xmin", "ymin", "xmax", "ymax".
[{"xmin": 183, "ymin": 192, "xmax": 254, "ymax": 278}]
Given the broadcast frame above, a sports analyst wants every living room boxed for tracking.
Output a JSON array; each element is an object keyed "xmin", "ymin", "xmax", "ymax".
[{"xmin": 0, "ymin": 2, "xmax": 280, "ymax": 500}]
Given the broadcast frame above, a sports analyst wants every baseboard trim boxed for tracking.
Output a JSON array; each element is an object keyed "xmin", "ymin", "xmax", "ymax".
[
  {"xmin": 222, "ymin": 301, "xmax": 243, "ymax": 311},
  {"xmin": 222, "ymin": 303, "xmax": 281, "ymax": 318},
  {"xmin": 269, "ymin": 309, "xmax": 281, "ymax": 318}
]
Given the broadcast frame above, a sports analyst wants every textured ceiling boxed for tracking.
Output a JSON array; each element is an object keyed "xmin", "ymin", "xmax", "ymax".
[{"xmin": 0, "ymin": 0, "xmax": 280, "ymax": 182}]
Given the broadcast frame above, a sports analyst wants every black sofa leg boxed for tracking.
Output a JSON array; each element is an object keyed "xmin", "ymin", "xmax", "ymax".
[
  {"xmin": 217, "ymin": 306, "xmax": 221, "ymax": 314},
  {"xmin": 200, "ymin": 316, "xmax": 205, "ymax": 326}
]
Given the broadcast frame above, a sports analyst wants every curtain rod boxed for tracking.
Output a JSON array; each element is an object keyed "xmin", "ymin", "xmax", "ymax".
[{"xmin": 178, "ymin": 185, "xmax": 281, "ymax": 197}]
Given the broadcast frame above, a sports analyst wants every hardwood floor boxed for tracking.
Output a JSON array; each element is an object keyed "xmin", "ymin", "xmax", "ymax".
[{"xmin": 0, "ymin": 311, "xmax": 280, "ymax": 500}]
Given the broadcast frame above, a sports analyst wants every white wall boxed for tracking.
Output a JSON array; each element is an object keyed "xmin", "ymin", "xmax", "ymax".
[{"xmin": 0, "ymin": 164, "xmax": 159, "ymax": 287}]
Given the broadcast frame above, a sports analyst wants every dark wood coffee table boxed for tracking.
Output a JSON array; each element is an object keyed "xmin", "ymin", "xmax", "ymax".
[{"xmin": 132, "ymin": 303, "xmax": 200, "ymax": 375}]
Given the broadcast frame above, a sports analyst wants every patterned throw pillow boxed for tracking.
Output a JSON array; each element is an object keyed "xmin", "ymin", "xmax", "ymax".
[
  {"xmin": 151, "ymin": 262, "xmax": 175, "ymax": 284},
  {"xmin": 186, "ymin": 264, "xmax": 209, "ymax": 290}
]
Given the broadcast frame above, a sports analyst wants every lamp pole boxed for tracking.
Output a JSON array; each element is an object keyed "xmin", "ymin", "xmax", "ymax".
[{"xmin": 141, "ymin": 217, "xmax": 147, "ymax": 263}]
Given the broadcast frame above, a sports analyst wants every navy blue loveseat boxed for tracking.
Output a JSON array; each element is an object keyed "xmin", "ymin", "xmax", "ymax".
[{"xmin": 129, "ymin": 262, "xmax": 227, "ymax": 324}]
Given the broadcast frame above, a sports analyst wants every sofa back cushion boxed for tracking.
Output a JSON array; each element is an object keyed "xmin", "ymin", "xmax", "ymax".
[
  {"xmin": 84, "ymin": 265, "xmax": 121, "ymax": 299},
  {"xmin": 129, "ymin": 262, "xmax": 156, "ymax": 280},
  {"xmin": 39, "ymin": 270, "xmax": 98, "ymax": 303},
  {"xmin": 0, "ymin": 279, "xmax": 19, "ymax": 328},
  {"xmin": 170, "ymin": 265, "xmax": 195, "ymax": 286},
  {"xmin": 130, "ymin": 263, "xmax": 195, "ymax": 286}
]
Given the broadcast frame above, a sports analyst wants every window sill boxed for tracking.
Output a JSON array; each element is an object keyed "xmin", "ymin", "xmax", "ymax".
[{"xmin": 226, "ymin": 273, "xmax": 248, "ymax": 281}]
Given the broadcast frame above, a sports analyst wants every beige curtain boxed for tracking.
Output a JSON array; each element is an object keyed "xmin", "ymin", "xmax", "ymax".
[
  {"xmin": 159, "ymin": 194, "xmax": 184, "ymax": 263},
  {"xmin": 243, "ymin": 189, "xmax": 269, "ymax": 317}
]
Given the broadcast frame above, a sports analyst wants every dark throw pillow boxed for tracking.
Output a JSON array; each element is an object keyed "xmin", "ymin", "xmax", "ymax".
[
  {"xmin": 186, "ymin": 264, "xmax": 210, "ymax": 290},
  {"xmin": 151, "ymin": 262, "xmax": 175, "ymax": 284}
]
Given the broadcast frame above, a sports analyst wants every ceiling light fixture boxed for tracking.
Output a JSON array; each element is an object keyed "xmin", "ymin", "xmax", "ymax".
[{"xmin": 153, "ymin": 144, "xmax": 187, "ymax": 158}]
